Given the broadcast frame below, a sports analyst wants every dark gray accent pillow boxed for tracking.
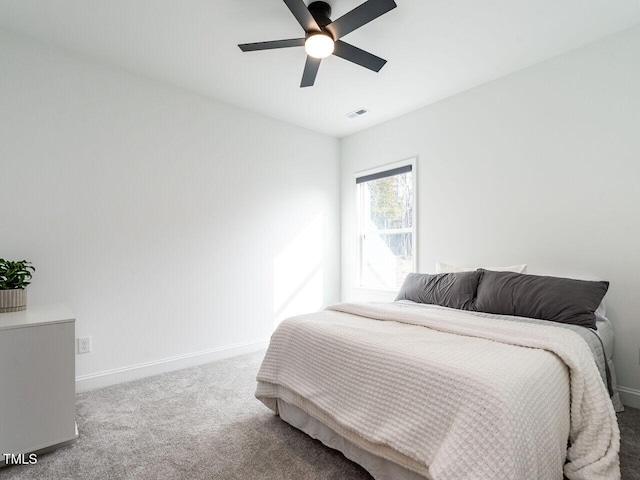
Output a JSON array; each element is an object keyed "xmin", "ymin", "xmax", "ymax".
[
  {"xmin": 395, "ymin": 271, "xmax": 482, "ymax": 310},
  {"xmin": 472, "ymin": 270, "xmax": 609, "ymax": 329}
]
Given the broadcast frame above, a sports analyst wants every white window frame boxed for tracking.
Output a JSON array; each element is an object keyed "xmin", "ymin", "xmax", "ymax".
[{"xmin": 354, "ymin": 158, "xmax": 417, "ymax": 292}]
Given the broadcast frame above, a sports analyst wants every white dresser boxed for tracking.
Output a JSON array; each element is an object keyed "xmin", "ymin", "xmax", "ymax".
[{"xmin": 0, "ymin": 304, "xmax": 78, "ymax": 466}]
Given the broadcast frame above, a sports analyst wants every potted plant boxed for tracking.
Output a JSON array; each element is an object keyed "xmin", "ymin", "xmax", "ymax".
[{"xmin": 0, "ymin": 259, "xmax": 35, "ymax": 313}]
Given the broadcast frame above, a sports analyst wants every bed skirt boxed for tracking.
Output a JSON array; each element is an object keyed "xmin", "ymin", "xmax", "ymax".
[{"xmin": 277, "ymin": 399, "xmax": 428, "ymax": 480}]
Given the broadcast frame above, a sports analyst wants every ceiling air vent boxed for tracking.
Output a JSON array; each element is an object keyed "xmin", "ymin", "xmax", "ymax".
[{"xmin": 345, "ymin": 108, "xmax": 369, "ymax": 119}]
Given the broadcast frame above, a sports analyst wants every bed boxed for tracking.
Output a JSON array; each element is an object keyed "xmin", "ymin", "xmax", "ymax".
[{"xmin": 256, "ymin": 269, "xmax": 621, "ymax": 480}]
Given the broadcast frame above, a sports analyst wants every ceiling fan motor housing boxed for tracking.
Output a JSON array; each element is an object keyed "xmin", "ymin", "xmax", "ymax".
[{"xmin": 308, "ymin": 1, "xmax": 332, "ymax": 28}]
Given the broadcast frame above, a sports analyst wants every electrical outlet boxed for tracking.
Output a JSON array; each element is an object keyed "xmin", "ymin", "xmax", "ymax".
[{"xmin": 78, "ymin": 336, "xmax": 91, "ymax": 354}]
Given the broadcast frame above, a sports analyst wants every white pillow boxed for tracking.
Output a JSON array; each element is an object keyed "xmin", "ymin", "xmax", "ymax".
[{"xmin": 435, "ymin": 262, "xmax": 528, "ymax": 274}]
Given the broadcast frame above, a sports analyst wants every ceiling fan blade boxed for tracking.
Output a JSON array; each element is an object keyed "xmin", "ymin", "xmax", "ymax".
[
  {"xmin": 283, "ymin": 0, "xmax": 321, "ymax": 33},
  {"xmin": 301, "ymin": 56, "xmax": 321, "ymax": 87},
  {"xmin": 325, "ymin": 0, "xmax": 397, "ymax": 40},
  {"xmin": 333, "ymin": 40, "xmax": 386, "ymax": 72},
  {"xmin": 238, "ymin": 38, "xmax": 305, "ymax": 52}
]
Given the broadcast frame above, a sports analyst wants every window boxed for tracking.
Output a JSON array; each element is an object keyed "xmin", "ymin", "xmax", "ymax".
[{"xmin": 356, "ymin": 161, "xmax": 416, "ymax": 289}]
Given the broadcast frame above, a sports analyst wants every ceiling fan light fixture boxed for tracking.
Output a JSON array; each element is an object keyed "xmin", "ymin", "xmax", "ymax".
[{"xmin": 305, "ymin": 33, "xmax": 334, "ymax": 59}]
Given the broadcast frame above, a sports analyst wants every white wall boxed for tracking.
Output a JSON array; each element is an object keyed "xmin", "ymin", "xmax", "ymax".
[
  {"xmin": 0, "ymin": 30, "xmax": 340, "ymax": 390},
  {"xmin": 341, "ymin": 26, "xmax": 640, "ymax": 404}
]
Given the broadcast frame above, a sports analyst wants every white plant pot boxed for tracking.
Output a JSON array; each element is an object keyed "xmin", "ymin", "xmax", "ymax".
[{"xmin": 0, "ymin": 288, "xmax": 27, "ymax": 313}]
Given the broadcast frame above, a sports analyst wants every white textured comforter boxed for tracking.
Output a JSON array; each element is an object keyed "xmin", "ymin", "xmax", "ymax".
[{"xmin": 256, "ymin": 302, "xmax": 620, "ymax": 480}]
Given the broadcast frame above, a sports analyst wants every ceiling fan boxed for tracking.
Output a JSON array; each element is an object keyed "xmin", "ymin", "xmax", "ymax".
[{"xmin": 238, "ymin": 0, "xmax": 397, "ymax": 87}]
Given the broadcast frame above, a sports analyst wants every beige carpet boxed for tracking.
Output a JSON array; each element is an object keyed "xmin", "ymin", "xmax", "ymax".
[{"xmin": 2, "ymin": 350, "xmax": 639, "ymax": 479}]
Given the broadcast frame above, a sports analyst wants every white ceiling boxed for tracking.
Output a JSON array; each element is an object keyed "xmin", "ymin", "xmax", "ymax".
[{"xmin": 1, "ymin": 0, "xmax": 639, "ymax": 137}]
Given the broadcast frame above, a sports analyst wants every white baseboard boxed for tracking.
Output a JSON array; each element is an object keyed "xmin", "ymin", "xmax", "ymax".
[
  {"xmin": 75, "ymin": 339, "xmax": 268, "ymax": 393},
  {"xmin": 618, "ymin": 385, "xmax": 640, "ymax": 410}
]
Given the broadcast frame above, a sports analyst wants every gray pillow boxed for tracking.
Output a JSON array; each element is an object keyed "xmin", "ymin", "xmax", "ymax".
[
  {"xmin": 472, "ymin": 270, "xmax": 608, "ymax": 329},
  {"xmin": 395, "ymin": 271, "xmax": 482, "ymax": 310}
]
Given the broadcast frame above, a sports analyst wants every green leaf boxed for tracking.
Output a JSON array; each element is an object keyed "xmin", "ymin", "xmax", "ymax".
[{"xmin": 0, "ymin": 259, "xmax": 35, "ymax": 289}]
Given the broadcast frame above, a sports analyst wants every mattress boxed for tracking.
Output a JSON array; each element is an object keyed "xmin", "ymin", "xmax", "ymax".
[
  {"xmin": 595, "ymin": 315, "xmax": 624, "ymax": 411},
  {"xmin": 278, "ymin": 335, "xmax": 624, "ymax": 480},
  {"xmin": 257, "ymin": 302, "xmax": 620, "ymax": 480}
]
